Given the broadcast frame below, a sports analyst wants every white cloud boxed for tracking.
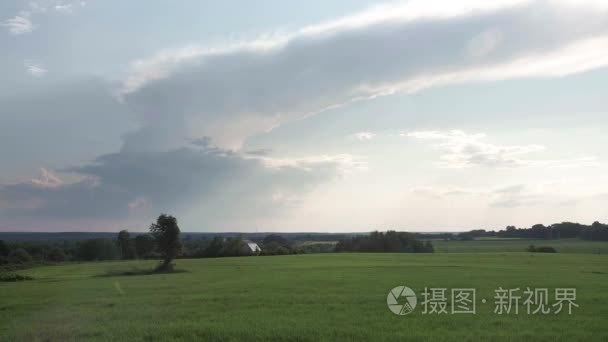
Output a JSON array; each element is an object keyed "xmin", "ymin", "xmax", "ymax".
[
  {"xmin": 410, "ymin": 182, "xmax": 605, "ymax": 208},
  {"xmin": 466, "ymin": 28, "xmax": 503, "ymax": 58},
  {"xmin": 405, "ymin": 130, "xmax": 597, "ymax": 168},
  {"xmin": 368, "ymin": 36, "xmax": 608, "ymax": 96},
  {"xmin": 251, "ymin": 153, "xmax": 367, "ymax": 174},
  {"xmin": 30, "ymin": 168, "xmax": 63, "ymax": 188},
  {"xmin": 119, "ymin": 0, "xmax": 608, "ymax": 151},
  {"xmin": 405, "ymin": 130, "xmax": 545, "ymax": 168},
  {"xmin": 24, "ymin": 61, "xmax": 47, "ymax": 77},
  {"xmin": 28, "ymin": 0, "xmax": 86, "ymax": 13},
  {"xmin": 3, "ymin": 15, "xmax": 34, "ymax": 35},
  {"xmin": 351, "ymin": 132, "xmax": 376, "ymax": 141},
  {"xmin": 3, "ymin": 1, "xmax": 86, "ymax": 34},
  {"xmin": 121, "ymin": 0, "xmax": 531, "ymax": 95}
]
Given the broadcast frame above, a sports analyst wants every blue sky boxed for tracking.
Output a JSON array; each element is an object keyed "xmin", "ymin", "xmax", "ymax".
[{"xmin": 1, "ymin": 0, "xmax": 607, "ymax": 232}]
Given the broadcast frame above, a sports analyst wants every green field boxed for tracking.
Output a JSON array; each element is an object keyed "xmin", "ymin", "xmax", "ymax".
[
  {"xmin": 431, "ymin": 238, "xmax": 608, "ymax": 254},
  {"xmin": 1, "ymin": 253, "xmax": 607, "ymax": 341}
]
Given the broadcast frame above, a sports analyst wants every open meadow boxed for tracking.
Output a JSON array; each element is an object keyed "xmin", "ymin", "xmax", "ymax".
[
  {"xmin": 1, "ymin": 252, "xmax": 607, "ymax": 341},
  {"xmin": 431, "ymin": 238, "xmax": 608, "ymax": 254}
]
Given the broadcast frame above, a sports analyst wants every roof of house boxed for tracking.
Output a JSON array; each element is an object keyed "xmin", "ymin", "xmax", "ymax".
[{"xmin": 246, "ymin": 242, "xmax": 261, "ymax": 252}]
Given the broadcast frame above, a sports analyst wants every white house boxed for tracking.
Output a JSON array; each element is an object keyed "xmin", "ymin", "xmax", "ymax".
[{"xmin": 244, "ymin": 241, "xmax": 261, "ymax": 253}]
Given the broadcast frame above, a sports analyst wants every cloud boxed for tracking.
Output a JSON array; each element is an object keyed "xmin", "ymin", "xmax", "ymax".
[
  {"xmin": 405, "ymin": 130, "xmax": 544, "ymax": 168},
  {"xmin": 405, "ymin": 130, "xmax": 596, "ymax": 168},
  {"xmin": 0, "ymin": 78, "xmax": 133, "ymax": 178},
  {"xmin": 52, "ymin": 1, "xmax": 86, "ymax": 14},
  {"xmin": 118, "ymin": 0, "xmax": 608, "ymax": 151},
  {"xmin": 3, "ymin": 1, "xmax": 86, "ymax": 34},
  {"xmin": 27, "ymin": 0, "xmax": 87, "ymax": 13},
  {"xmin": 466, "ymin": 28, "xmax": 503, "ymax": 58},
  {"xmin": 351, "ymin": 132, "xmax": 376, "ymax": 141},
  {"xmin": 30, "ymin": 168, "xmax": 63, "ymax": 188},
  {"xmin": 412, "ymin": 184, "xmax": 556, "ymax": 207},
  {"xmin": 24, "ymin": 60, "xmax": 47, "ymax": 77},
  {"xmin": 0, "ymin": 146, "xmax": 355, "ymax": 228},
  {"xmin": 3, "ymin": 0, "xmax": 607, "ymax": 231},
  {"xmin": 0, "ymin": 73, "xmax": 358, "ymax": 230},
  {"xmin": 3, "ymin": 15, "xmax": 34, "ymax": 35},
  {"xmin": 411, "ymin": 175, "xmax": 608, "ymax": 209}
]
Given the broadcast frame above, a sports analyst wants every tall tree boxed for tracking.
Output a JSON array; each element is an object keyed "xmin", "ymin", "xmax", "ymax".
[{"xmin": 149, "ymin": 214, "xmax": 182, "ymax": 271}]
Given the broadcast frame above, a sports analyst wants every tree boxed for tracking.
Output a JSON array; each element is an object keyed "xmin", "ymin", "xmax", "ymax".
[
  {"xmin": 135, "ymin": 234, "xmax": 156, "ymax": 258},
  {"xmin": 0, "ymin": 240, "xmax": 9, "ymax": 257},
  {"xmin": 149, "ymin": 214, "xmax": 182, "ymax": 271},
  {"xmin": 76, "ymin": 239, "xmax": 119, "ymax": 261},
  {"xmin": 219, "ymin": 236, "xmax": 250, "ymax": 257},
  {"xmin": 47, "ymin": 247, "xmax": 67, "ymax": 262},
  {"xmin": 200, "ymin": 236, "xmax": 224, "ymax": 258},
  {"xmin": 116, "ymin": 230, "xmax": 135, "ymax": 259},
  {"xmin": 424, "ymin": 241, "xmax": 434, "ymax": 253},
  {"xmin": 8, "ymin": 248, "xmax": 32, "ymax": 264},
  {"xmin": 261, "ymin": 241, "xmax": 289, "ymax": 255},
  {"xmin": 261, "ymin": 234, "xmax": 294, "ymax": 255},
  {"xmin": 335, "ymin": 231, "xmax": 432, "ymax": 253}
]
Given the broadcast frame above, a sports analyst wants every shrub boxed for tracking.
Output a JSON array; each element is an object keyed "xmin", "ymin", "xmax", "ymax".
[
  {"xmin": 0, "ymin": 273, "xmax": 34, "ymax": 282},
  {"xmin": 528, "ymin": 245, "xmax": 556, "ymax": 253},
  {"xmin": 154, "ymin": 261, "xmax": 175, "ymax": 273}
]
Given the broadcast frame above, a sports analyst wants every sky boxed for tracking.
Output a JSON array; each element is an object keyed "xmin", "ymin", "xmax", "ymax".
[{"xmin": 1, "ymin": 0, "xmax": 608, "ymax": 232}]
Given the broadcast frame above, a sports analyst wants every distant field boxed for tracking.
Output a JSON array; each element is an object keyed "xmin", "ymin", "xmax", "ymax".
[
  {"xmin": 298, "ymin": 237, "xmax": 608, "ymax": 254},
  {"xmin": 1, "ymin": 253, "xmax": 607, "ymax": 341},
  {"xmin": 298, "ymin": 240, "xmax": 338, "ymax": 246},
  {"xmin": 431, "ymin": 238, "xmax": 608, "ymax": 254}
]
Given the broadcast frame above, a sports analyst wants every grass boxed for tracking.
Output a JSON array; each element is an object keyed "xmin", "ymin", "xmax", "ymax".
[
  {"xmin": 1, "ymin": 252, "xmax": 607, "ymax": 341},
  {"xmin": 431, "ymin": 238, "xmax": 608, "ymax": 254}
]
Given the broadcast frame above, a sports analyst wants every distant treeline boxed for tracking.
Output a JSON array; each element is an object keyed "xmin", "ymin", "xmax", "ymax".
[
  {"xmin": 0, "ymin": 232, "xmax": 314, "ymax": 267},
  {"xmin": 0, "ymin": 238, "xmax": 131, "ymax": 266},
  {"xmin": 335, "ymin": 231, "xmax": 433, "ymax": 253},
  {"xmin": 2, "ymin": 220, "xmax": 606, "ymax": 266},
  {"xmin": 0, "ymin": 231, "xmax": 355, "ymax": 242},
  {"xmin": 186, "ymin": 234, "xmax": 303, "ymax": 258},
  {"xmin": 420, "ymin": 221, "xmax": 608, "ymax": 241}
]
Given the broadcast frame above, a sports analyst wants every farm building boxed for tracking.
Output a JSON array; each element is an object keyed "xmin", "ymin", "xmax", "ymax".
[{"xmin": 244, "ymin": 240, "xmax": 262, "ymax": 254}]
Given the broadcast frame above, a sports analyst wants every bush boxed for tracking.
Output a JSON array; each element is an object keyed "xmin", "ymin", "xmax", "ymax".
[
  {"xmin": 0, "ymin": 273, "xmax": 34, "ymax": 282},
  {"xmin": 154, "ymin": 261, "xmax": 175, "ymax": 273},
  {"xmin": 528, "ymin": 245, "xmax": 556, "ymax": 253}
]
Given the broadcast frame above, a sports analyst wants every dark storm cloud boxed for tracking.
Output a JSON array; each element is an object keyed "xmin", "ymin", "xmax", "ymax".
[{"xmin": 0, "ymin": 146, "xmax": 344, "ymax": 223}]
